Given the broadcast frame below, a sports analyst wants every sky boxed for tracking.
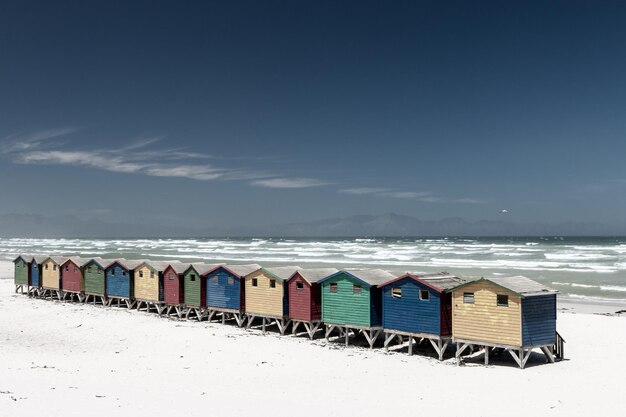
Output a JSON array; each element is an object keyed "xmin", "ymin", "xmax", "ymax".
[{"xmin": 1, "ymin": 1, "xmax": 626, "ymax": 231}]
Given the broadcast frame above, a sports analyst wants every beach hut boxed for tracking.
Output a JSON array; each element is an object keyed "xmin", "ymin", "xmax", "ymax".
[
  {"xmin": 106, "ymin": 259, "xmax": 143, "ymax": 308},
  {"xmin": 13, "ymin": 255, "xmax": 30, "ymax": 294},
  {"xmin": 451, "ymin": 276, "xmax": 562, "ymax": 368},
  {"xmin": 244, "ymin": 266, "xmax": 301, "ymax": 335},
  {"xmin": 162, "ymin": 262, "xmax": 190, "ymax": 317},
  {"xmin": 204, "ymin": 264, "xmax": 261, "ymax": 326},
  {"xmin": 287, "ymin": 268, "xmax": 338, "ymax": 339},
  {"xmin": 60, "ymin": 257, "xmax": 85, "ymax": 302},
  {"xmin": 318, "ymin": 269, "xmax": 395, "ymax": 348},
  {"xmin": 380, "ymin": 272, "xmax": 466, "ymax": 359},
  {"xmin": 181, "ymin": 263, "xmax": 217, "ymax": 320},
  {"xmin": 41, "ymin": 256, "xmax": 66, "ymax": 299},
  {"xmin": 134, "ymin": 261, "xmax": 170, "ymax": 313},
  {"xmin": 82, "ymin": 258, "xmax": 110, "ymax": 305},
  {"xmin": 28, "ymin": 256, "xmax": 46, "ymax": 296}
]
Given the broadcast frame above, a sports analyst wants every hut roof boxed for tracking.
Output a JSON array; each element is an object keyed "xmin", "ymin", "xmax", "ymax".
[
  {"xmin": 289, "ymin": 268, "xmax": 339, "ymax": 284},
  {"xmin": 62, "ymin": 256, "xmax": 85, "ymax": 267},
  {"xmin": 319, "ymin": 269, "xmax": 396, "ymax": 287},
  {"xmin": 453, "ymin": 276, "xmax": 557, "ymax": 297},
  {"xmin": 139, "ymin": 260, "xmax": 173, "ymax": 272},
  {"xmin": 108, "ymin": 259, "xmax": 144, "ymax": 270},
  {"xmin": 260, "ymin": 266, "xmax": 303, "ymax": 281},
  {"xmin": 381, "ymin": 272, "xmax": 467, "ymax": 293},
  {"xmin": 166, "ymin": 262, "xmax": 191, "ymax": 274},
  {"xmin": 221, "ymin": 264, "xmax": 262, "ymax": 278},
  {"xmin": 13, "ymin": 255, "xmax": 31, "ymax": 263},
  {"xmin": 186, "ymin": 263, "xmax": 224, "ymax": 276},
  {"xmin": 44, "ymin": 256, "xmax": 67, "ymax": 265},
  {"xmin": 32, "ymin": 256, "xmax": 48, "ymax": 264},
  {"xmin": 82, "ymin": 257, "xmax": 112, "ymax": 268}
]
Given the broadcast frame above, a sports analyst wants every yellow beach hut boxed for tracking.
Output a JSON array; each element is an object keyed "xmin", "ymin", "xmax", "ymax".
[
  {"xmin": 451, "ymin": 276, "xmax": 561, "ymax": 368},
  {"xmin": 41, "ymin": 256, "xmax": 66, "ymax": 299},
  {"xmin": 244, "ymin": 266, "xmax": 301, "ymax": 335},
  {"xmin": 133, "ymin": 261, "xmax": 170, "ymax": 313}
]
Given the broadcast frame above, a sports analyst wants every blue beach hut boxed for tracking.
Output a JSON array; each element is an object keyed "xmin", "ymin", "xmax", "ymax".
[{"xmin": 380, "ymin": 272, "xmax": 466, "ymax": 359}]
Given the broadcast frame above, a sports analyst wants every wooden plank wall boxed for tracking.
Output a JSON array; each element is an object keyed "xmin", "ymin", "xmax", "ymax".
[
  {"xmin": 134, "ymin": 265, "xmax": 159, "ymax": 301},
  {"xmin": 244, "ymin": 270, "xmax": 285, "ymax": 317}
]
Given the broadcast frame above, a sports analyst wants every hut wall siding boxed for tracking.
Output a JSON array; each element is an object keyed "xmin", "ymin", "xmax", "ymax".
[
  {"xmin": 134, "ymin": 266, "xmax": 160, "ymax": 301},
  {"xmin": 84, "ymin": 262, "xmax": 106, "ymax": 295},
  {"xmin": 206, "ymin": 268, "xmax": 241, "ymax": 311},
  {"xmin": 321, "ymin": 274, "xmax": 372, "ymax": 327},
  {"xmin": 163, "ymin": 267, "xmax": 183, "ymax": 305},
  {"xmin": 452, "ymin": 281, "xmax": 522, "ymax": 346},
  {"xmin": 522, "ymin": 295, "xmax": 557, "ymax": 346},
  {"xmin": 288, "ymin": 274, "xmax": 313, "ymax": 321},
  {"xmin": 106, "ymin": 264, "xmax": 133, "ymax": 298},
  {"xmin": 42, "ymin": 260, "xmax": 61, "ymax": 290},
  {"xmin": 14, "ymin": 259, "xmax": 29, "ymax": 285},
  {"xmin": 244, "ymin": 270, "xmax": 286, "ymax": 317},
  {"xmin": 61, "ymin": 262, "xmax": 83, "ymax": 292},
  {"xmin": 184, "ymin": 269, "xmax": 205, "ymax": 308},
  {"xmin": 30, "ymin": 262, "xmax": 41, "ymax": 286},
  {"xmin": 382, "ymin": 278, "xmax": 441, "ymax": 335}
]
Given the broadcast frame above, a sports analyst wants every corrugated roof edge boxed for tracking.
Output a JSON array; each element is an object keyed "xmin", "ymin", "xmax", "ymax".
[{"xmin": 450, "ymin": 277, "xmax": 558, "ymax": 298}]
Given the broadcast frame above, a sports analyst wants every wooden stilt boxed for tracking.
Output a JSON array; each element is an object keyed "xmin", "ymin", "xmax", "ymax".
[
  {"xmin": 408, "ymin": 337, "xmax": 413, "ymax": 355},
  {"xmin": 484, "ymin": 346, "xmax": 490, "ymax": 365}
]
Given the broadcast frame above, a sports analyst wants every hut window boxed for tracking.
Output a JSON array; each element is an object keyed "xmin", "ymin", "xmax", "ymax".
[
  {"xmin": 122, "ymin": 270, "xmax": 126, "ymax": 276},
  {"xmin": 463, "ymin": 292, "xmax": 475, "ymax": 304},
  {"xmin": 252, "ymin": 278, "xmax": 258, "ymax": 287},
  {"xmin": 53, "ymin": 264, "xmax": 57, "ymax": 271},
  {"xmin": 213, "ymin": 276, "xmax": 219, "ymax": 284},
  {"xmin": 270, "ymin": 279, "xmax": 276, "ymax": 288},
  {"xmin": 74, "ymin": 266, "xmax": 78, "ymax": 273},
  {"xmin": 139, "ymin": 271, "xmax": 143, "ymax": 278},
  {"xmin": 88, "ymin": 267, "xmax": 92, "ymax": 273},
  {"xmin": 497, "ymin": 294, "xmax": 509, "ymax": 307},
  {"xmin": 353, "ymin": 284, "xmax": 361, "ymax": 295},
  {"xmin": 150, "ymin": 271, "xmax": 155, "ymax": 278},
  {"xmin": 65, "ymin": 265, "xmax": 69, "ymax": 272},
  {"xmin": 419, "ymin": 290, "xmax": 430, "ymax": 301},
  {"xmin": 190, "ymin": 274, "xmax": 196, "ymax": 282},
  {"xmin": 296, "ymin": 282, "xmax": 304, "ymax": 290},
  {"xmin": 98, "ymin": 267, "xmax": 102, "ymax": 273},
  {"xmin": 227, "ymin": 277, "xmax": 234, "ymax": 285},
  {"xmin": 168, "ymin": 273, "xmax": 175, "ymax": 280},
  {"xmin": 330, "ymin": 283, "xmax": 338, "ymax": 293},
  {"xmin": 45, "ymin": 264, "xmax": 49, "ymax": 270},
  {"xmin": 392, "ymin": 288, "xmax": 402, "ymax": 298}
]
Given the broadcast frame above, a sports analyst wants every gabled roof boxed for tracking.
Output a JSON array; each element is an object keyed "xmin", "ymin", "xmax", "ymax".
[
  {"xmin": 289, "ymin": 268, "xmax": 339, "ymax": 284},
  {"xmin": 106, "ymin": 259, "xmax": 145, "ymax": 270},
  {"xmin": 136, "ymin": 260, "xmax": 172, "ymax": 273},
  {"xmin": 318, "ymin": 269, "xmax": 396, "ymax": 287},
  {"xmin": 43, "ymin": 256, "xmax": 67, "ymax": 266},
  {"xmin": 252, "ymin": 266, "xmax": 302, "ymax": 281},
  {"xmin": 451, "ymin": 276, "xmax": 557, "ymax": 298},
  {"xmin": 381, "ymin": 272, "xmax": 467, "ymax": 293},
  {"xmin": 81, "ymin": 257, "xmax": 111, "ymax": 269},
  {"xmin": 185, "ymin": 263, "xmax": 224, "ymax": 277},
  {"xmin": 218, "ymin": 264, "xmax": 262, "ymax": 278},
  {"xmin": 13, "ymin": 255, "xmax": 31, "ymax": 263},
  {"xmin": 61, "ymin": 256, "xmax": 85, "ymax": 267},
  {"xmin": 31, "ymin": 256, "xmax": 48, "ymax": 264},
  {"xmin": 165, "ymin": 262, "xmax": 191, "ymax": 274}
]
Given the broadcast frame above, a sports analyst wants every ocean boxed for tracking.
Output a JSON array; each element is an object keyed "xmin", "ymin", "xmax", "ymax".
[{"xmin": 2, "ymin": 236, "xmax": 626, "ymax": 305}]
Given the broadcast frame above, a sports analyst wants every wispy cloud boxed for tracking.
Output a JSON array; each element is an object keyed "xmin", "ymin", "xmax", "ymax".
[
  {"xmin": 339, "ymin": 187, "xmax": 391, "ymax": 195},
  {"xmin": 251, "ymin": 177, "xmax": 330, "ymax": 189},
  {"xmin": 1, "ymin": 128, "xmax": 325, "ymax": 188},
  {"xmin": 339, "ymin": 185, "xmax": 484, "ymax": 204}
]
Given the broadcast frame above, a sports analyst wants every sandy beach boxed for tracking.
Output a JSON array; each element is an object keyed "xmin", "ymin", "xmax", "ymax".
[{"xmin": 0, "ymin": 268, "xmax": 624, "ymax": 417}]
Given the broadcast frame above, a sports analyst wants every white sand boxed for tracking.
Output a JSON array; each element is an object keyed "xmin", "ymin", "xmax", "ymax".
[{"xmin": 1, "ymin": 269, "xmax": 625, "ymax": 416}]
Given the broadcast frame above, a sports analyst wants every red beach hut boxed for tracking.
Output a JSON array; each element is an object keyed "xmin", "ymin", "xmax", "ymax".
[
  {"xmin": 162, "ymin": 262, "xmax": 190, "ymax": 317},
  {"xmin": 288, "ymin": 268, "xmax": 338, "ymax": 339},
  {"xmin": 60, "ymin": 257, "xmax": 85, "ymax": 302}
]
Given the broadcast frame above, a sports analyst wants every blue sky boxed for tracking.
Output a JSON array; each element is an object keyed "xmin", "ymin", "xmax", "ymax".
[{"xmin": 1, "ymin": 1, "xmax": 626, "ymax": 229}]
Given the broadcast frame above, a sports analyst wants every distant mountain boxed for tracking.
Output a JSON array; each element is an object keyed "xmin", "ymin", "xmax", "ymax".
[{"xmin": 0, "ymin": 212, "xmax": 619, "ymax": 238}]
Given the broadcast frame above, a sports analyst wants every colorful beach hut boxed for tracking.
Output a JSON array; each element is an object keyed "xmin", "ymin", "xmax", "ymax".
[
  {"xmin": 244, "ymin": 266, "xmax": 301, "ymax": 335},
  {"xmin": 82, "ymin": 258, "xmax": 110, "ymax": 305},
  {"xmin": 60, "ymin": 257, "xmax": 85, "ymax": 302},
  {"xmin": 319, "ymin": 269, "xmax": 395, "ymax": 348},
  {"xmin": 451, "ymin": 276, "xmax": 561, "ymax": 368},
  {"xmin": 29, "ymin": 256, "xmax": 46, "ymax": 296},
  {"xmin": 162, "ymin": 262, "xmax": 190, "ymax": 317},
  {"xmin": 41, "ymin": 256, "xmax": 66, "ymax": 299},
  {"xmin": 13, "ymin": 255, "xmax": 30, "ymax": 294},
  {"xmin": 106, "ymin": 259, "xmax": 143, "ymax": 308},
  {"xmin": 204, "ymin": 264, "xmax": 261, "ymax": 326},
  {"xmin": 134, "ymin": 261, "xmax": 170, "ymax": 313},
  {"xmin": 380, "ymin": 272, "xmax": 466, "ymax": 359},
  {"xmin": 182, "ymin": 263, "xmax": 221, "ymax": 320},
  {"xmin": 287, "ymin": 268, "xmax": 338, "ymax": 339}
]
